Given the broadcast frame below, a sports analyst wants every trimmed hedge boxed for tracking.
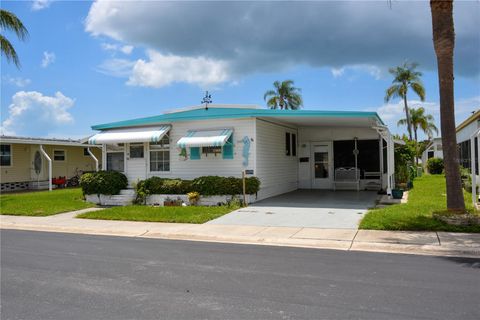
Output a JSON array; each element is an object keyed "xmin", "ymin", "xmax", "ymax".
[
  {"xmin": 80, "ymin": 171, "xmax": 128, "ymax": 195},
  {"xmin": 136, "ymin": 176, "xmax": 260, "ymax": 199},
  {"xmin": 427, "ymin": 157, "xmax": 444, "ymax": 174}
]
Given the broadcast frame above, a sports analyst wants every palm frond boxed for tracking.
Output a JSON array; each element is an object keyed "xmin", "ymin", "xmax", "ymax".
[
  {"xmin": 0, "ymin": 9, "xmax": 28, "ymax": 40},
  {"xmin": 410, "ymin": 81, "xmax": 426, "ymax": 101},
  {"xmin": 0, "ymin": 34, "xmax": 19, "ymax": 67}
]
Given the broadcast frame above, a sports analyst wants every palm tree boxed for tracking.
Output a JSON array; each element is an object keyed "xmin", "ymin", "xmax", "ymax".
[
  {"xmin": 264, "ymin": 80, "xmax": 303, "ymax": 110},
  {"xmin": 385, "ymin": 62, "xmax": 426, "ymax": 141},
  {"xmin": 430, "ymin": 0, "xmax": 465, "ymax": 211},
  {"xmin": 1, "ymin": 9, "xmax": 28, "ymax": 68},
  {"xmin": 398, "ymin": 107, "xmax": 438, "ymax": 165}
]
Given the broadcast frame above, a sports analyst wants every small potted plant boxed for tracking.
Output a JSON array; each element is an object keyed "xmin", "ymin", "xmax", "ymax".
[
  {"xmin": 391, "ymin": 185, "xmax": 404, "ymax": 199},
  {"xmin": 187, "ymin": 191, "xmax": 200, "ymax": 206}
]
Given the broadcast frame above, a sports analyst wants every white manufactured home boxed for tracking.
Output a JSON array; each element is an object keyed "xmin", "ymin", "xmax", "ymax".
[{"xmin": 88, "ymin": 105, "xmax": 395, "ymax": 201}]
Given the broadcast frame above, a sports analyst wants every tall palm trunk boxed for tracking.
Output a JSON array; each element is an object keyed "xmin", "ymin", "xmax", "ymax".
[
  {"xmin": 403, "ymin": 88, "xmax": 413, "ymax": 140},
  {"xmin": 430, "ymin": 0, "xmax": 465, "ymax": 211}
]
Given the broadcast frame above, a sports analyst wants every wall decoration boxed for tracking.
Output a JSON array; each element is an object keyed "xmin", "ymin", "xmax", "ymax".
[{"xmin": 242, "ymin": 136, "xmax": 250, "ymax": 167}]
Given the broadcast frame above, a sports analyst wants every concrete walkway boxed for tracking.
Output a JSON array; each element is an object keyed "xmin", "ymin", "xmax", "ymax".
[{"xmin": 1, "ymin": 209, "xmax": 479, "ymax": 258}]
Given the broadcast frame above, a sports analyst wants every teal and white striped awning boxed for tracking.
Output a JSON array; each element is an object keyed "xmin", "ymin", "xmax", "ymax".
[
  {"xmin": 88, "ymin": 125, "xmax": 171, "ymax": 145},
  {"xmin": 177, "ymin": 129, "xmax": 233, "ymax": 148}
]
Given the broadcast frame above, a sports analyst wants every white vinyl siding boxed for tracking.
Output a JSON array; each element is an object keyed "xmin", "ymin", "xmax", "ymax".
[{"xmin": 255, "ymin": 119, "xmax": 298, "ymax": 200}]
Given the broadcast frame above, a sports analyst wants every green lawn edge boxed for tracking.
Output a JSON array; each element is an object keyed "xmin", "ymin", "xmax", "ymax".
[
  {"xmin": 359, "ymin": 175, "xmax": 480, "ymax": 233},
  {"xmin": 77, "ymin": 205, "xmax": 239, "ymax": 224},
  {"xmin": 0, "ymin": 188, "xmax": 94, "ymax": 216}
]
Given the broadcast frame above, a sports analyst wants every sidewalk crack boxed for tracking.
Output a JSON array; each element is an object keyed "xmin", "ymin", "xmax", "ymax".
[
  {"xmin": 138, "ymin": 230, "xmax": 149, "ymax": 237},
  {"xmin": 348, "ymin": 230, "xmax": 359, "ymax": 251},
  {"xmin": 289, "ymin": 227, "xmax": 304, "ymax": 239},
  {"xmin": 435, "ymin": 232, "xmax": 441, "ymax": 246}
]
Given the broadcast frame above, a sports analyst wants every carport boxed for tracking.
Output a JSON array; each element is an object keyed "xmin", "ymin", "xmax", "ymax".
[{"xmin": 208, "ymin": 190, "xmax": 379, "ymax": 229}]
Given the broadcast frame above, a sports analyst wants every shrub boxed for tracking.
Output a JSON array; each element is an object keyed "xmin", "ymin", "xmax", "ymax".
[
  {"xmin": 80, "ymin": 171, "xmax": 128, "ymax": 195},
  {"xmin": 427, "ymin": 157, "xmax": 444, "ymax": 174},
  {"xmin": 190, "ymin": 176, "xmax": 260, "ymax": 196},
  {"xmin": 135, "ymin": 175, "xmax": 261, "ymax": 200}
]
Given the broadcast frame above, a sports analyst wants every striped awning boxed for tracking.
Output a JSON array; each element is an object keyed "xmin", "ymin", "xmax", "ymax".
[
  {"xmin": 177, "ymin": 129, "xmax": 233, "ymax": 148},
  {"xmin": 88, "ymin": 125, "xmax": 171, "ymax": 144}
]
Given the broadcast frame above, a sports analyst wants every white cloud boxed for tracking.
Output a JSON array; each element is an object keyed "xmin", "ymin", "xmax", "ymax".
[
  {"xmin": 32, "ymin": 0, "xmax": 52, "ymax": 11},
  {"xmin": 41, "ymin": 51, "xmax": 56, "ymax": 68},
  {"xmin": 98, "ymin": 50, "xmax": 230, "ymax": 88},
  {"xmin": 371, "ymin": 96, "xmax": 480, "ymax": 139},
  {"xmin": 3, "ymin": 76, "xmax": 31, "ymax": 88},
  {"xmin": 85, "ymin": 1, "xmax": 480, "ymax": 79},
  {"xmin": 331, "ymin": 65, "xmax": 382, "ymax": 80},
  {"xmin": 96, "ymin": 58, "xmax": 136, "ymax": 77},
  {"xmin": 127, "ymin": 50, "xmax": 230, "ymax": 88},
  {"xmin": 1, "ymin": 91, "xmax": 74, "ymax": 136},
  {"xmin": 101, "ymin": 42, "xmax": 134, "ymax": 55}
]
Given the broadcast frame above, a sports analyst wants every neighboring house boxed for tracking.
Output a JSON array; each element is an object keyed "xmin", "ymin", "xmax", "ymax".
[
  {"xmin": 0, "ymin": 136, "xmax": 101, "ymax": 192},
  {"xmin": 421, "ymin": 137, "xmax": 443, "ymax": 167},
  {"xmin": 457, "ymin": 110, "xmax": 480, "ymax": 173},
  {"xmin": 88, "ymin": 105, "xmax": 396, "ymax": 200}
]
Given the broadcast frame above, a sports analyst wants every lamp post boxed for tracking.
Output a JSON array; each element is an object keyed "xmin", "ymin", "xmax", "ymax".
[{"xmin": 202, "ymin": 91, "xmax": 212, "ymax": 110}]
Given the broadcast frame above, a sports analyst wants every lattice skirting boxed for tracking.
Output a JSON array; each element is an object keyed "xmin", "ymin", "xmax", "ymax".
[{"xmin": 1, "ymin": 181, "xmax": 30, "ymax": 192}]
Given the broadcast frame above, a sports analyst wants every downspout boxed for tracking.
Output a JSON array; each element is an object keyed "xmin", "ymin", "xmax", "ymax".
[
  {"xmin": 87, "ymin": 147, "xmax": 99, "ymax": 172},
  {"xmin": 39, "ymin": 145, "xmax": 52, "ymax": 191}
]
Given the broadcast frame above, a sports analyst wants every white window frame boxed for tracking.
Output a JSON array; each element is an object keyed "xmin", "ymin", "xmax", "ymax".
[
  {"xmin": 149, "ymin": 134, "xmax": 170, "ymax": 173},
  {"xmin": 53, "ymin": 149, "xmax": 66, "ymax": 162},
  {"xmin": 0, "ymin": 144, "xmax": 12, "ymax": 167}
]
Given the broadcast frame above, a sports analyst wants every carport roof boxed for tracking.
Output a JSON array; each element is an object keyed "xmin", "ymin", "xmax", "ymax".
[{"xmin": 91, "ymin": 106, "xmax": 384, "ymax": 130}]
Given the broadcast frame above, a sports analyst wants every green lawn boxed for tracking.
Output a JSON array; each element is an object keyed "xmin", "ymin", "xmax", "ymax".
[
  {"xmin": 359, "ymin": 174, "xmax": 480, "ymax": 233},
  {"xmin": 77, "ymin": 205, "xmax": 238, "ymax": 224},
  {"xmin": 0, "ymin": 188, "xmax": 94, "ymax": 216}
]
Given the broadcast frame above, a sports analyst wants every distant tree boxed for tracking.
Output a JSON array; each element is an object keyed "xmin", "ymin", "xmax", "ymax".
[
  {"xmin": 385, "ymin": 62, "xmax": 426, "ymax": 140},
  {"xmin": 0, "ymin": 9, "xmax": 28, "ymax": 68},
  {"xmin": 398, "ymin": 107, "xmax": 438, "ymax": 165},
  {"xmin": 430, "ymin": 0, "xmax": 465, "ymax": 211},
  {"xmin": 264, "ymin": 80, "xmax": 303, "ymax": 110}
]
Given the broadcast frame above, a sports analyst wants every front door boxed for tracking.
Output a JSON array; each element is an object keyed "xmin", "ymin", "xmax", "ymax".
[
  {"xmin": 126, "ymin": 143, "xmax": 147, "ymax": 185},
  {"xmin": 312, "ymin": 142, "xmax": 333, "ymax": 189}
]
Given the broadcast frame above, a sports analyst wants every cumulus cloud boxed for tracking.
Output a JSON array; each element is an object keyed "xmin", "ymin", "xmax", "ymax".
[
  {"xmin": 371, "ymin": 96, "xmax": 480, "ymax": 138},
  {"xmin": 1, "ymin": 91, "xmax": 74, "ymax": 136},
  {"xmin": 3, "ymin": 75, "xmax": 31, "ymax": 88},
  {"xmin": 41, "ymin": 51, "xmax": 56, "ymax": 68},
  {"xmin": 126, "ymin": 50, "xmax": 229, "ymax": 88},
  {"xmin": 32, "ymin": 0, "xmax": 52, "ymax": 11},
  {"xmin": 85, "ymin": 0, "xmax": 479, "ymax": 85}
]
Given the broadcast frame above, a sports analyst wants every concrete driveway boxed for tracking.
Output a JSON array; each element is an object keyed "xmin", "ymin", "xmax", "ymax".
[{"xmin": 208, "ymin": 190, "xmax": 379, "ymax": 229}]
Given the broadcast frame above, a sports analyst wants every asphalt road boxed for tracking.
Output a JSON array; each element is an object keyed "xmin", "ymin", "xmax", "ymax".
[{"xmin": 1, "ymin": 230, "xmax": 479, "ymax": 320}]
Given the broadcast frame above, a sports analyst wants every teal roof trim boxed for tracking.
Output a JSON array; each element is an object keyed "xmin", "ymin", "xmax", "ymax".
[{"xmin": 91, "ymin": 108, "xmax": 384, "ymax": 130}]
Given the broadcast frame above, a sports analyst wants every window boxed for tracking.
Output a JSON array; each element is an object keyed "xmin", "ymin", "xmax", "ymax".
[
  {"xmin": 436, "ymin": 144, "xmax": 443, "ymax": 151},
  {"xmin": 107, "ymin": 152, "xmax": 124, "ymax": 172},
  {"xmin": 150, "ymin": 136, "xmax": 170, "ymax": 172},
  {"xmin": 0, "ymin": 144, "xmax": 11, "ymax": 166},
  {"xmin": 83, "ymin": 148, "xmax": 90, "ymax": 156},
  {"xmin": 427, "ymin": 151, "xmax": 434, "ymax": 159},
  {"xmin": 129, "ymin": 144, "xmax": 144, "ymax": 158},
  {"xmin": 333, "ymin": 139, "xmax": 380, "ymax": 178},
  {"xmin": 292, "ymin": 134, "xmax": 297, "ymax": 156},
  {"xmin": 285, "ymin": 132, "xmax": 291, "ymax": 156},
  {"xmin": 53, "ymin": 150, "xmax": 65, "ymax": 161},
  {"xmin": 202, "ymin": 146, "xmax": 222, "ymax": 156}
]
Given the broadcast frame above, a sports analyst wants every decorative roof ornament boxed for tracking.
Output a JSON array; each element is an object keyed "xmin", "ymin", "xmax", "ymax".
[{"xmin": 202, "ymin": 91, "xmax": 212, "ymax": 111}]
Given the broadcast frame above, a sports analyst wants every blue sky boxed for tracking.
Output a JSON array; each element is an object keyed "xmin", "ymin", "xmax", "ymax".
[{"xmin": 1, "ymin": 0, "xmax": 479, "ymax": 139}]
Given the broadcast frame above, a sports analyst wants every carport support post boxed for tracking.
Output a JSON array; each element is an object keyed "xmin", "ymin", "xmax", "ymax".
[{"xmin": 39, "ymin": 145, "xmax": 52, "ymax": 191}]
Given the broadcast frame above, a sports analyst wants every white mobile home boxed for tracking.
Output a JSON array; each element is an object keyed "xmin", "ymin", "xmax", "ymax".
[{"xmin": 88, "ymin": 105, "xmax": 395, "ymax": 200}]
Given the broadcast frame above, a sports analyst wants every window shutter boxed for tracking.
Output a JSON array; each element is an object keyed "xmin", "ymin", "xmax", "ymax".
[
  {"xmin": 190, "ymin": 147, "xmax": 200, "ymax": 160},
  {"xmin": 222, "ymin": 134, "xmax": 234, "ymax": 159}
]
